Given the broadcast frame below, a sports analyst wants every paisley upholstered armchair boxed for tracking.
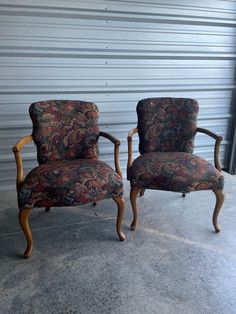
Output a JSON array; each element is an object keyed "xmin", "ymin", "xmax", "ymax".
[
  {"xmin": 13, "ymin": 100, "xmax": 125, "ymax": 258},
  {"xmin": 127, "ymin": 98, "xmax": 224, "ymax": 232}
]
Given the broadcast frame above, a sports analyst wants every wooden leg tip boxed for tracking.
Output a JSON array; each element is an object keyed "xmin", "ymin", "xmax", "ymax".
[
  {"xmin": 23, "ymin": 248, "xmax": 32, "ymax": 258},
  {"xmin": 215, "ymin": 226, "xmax": 221, "ymax": 233},
  {"xmin": 130, "ymin": 223, "xmax": 136, "ymax": 231},
  {"xmin": 119, "ymin": 233, "xmax": 126, "ymax": 241},
  {"xmin": 23, "ymin": 243, "xmax": 32, "ymax": 258}
]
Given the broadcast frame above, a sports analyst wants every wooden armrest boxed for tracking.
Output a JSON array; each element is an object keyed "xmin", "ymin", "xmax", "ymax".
[
  {"xmin": 196, "ymin": 127, "xmax": 222, "ymax": 141},
  {"xmin": 196, "ymin": 127, "xmax": 222, "ymax": 171},
  {"xmin": 99, "ymin": 131, "xmax": 120, "ymax": 146},
  {"xmin": 12, "ymin": 135, "xmax": 33, "ymax": 153},
  {"xmin": 127, "ymin": 128, "xmax": 138, "ymax": 179},
  {"xmin": 99, "ymin": 131, "xmax": 122, "ymax": 177},
  {"xmin": 12, "ymin": 135, "xmax": 33, "ymax": 191},
  {"xmin": 127, "ymin": 127, "xmax": 138, "ymax": 142}
]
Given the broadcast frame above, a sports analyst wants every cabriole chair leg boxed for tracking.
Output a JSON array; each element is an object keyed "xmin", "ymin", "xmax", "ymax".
[
  {"xmin": 212, "ymin": 189, "xmax": 224, "ymax": 233},
  {"xmin": 113, "ymin": 196, "xmax": 126, "ymax": 241},
  {"xmin": 130, "ymin": 187, "xmax": 140, "ymax": 231},
  {"xmin": 19, "ymin": 208, "xmax": 33, "ymax": 258},
  {"xmin": 45, "ymin": 207, "xmax": 51, "ymax": 212}
]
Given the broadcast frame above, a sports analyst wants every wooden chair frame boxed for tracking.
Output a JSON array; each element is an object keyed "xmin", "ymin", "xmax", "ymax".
[
  {"xmin": 127, "ymin": 127, "xmax": 224, "ymax": 233},
  {"xmin": 13, "ymin": 132, "xmax": 125, "ymax": 258}
]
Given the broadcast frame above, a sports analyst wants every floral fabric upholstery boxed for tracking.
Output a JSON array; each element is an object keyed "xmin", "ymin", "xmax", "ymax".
[
  {"xmin": 18, "ymin": 159, "xmax": 123, "ymax": 210},
  {"xmin": 137, "ymin": 98, "xmax": 199, "ymax": 154},
  {"xmin": 130, "ymin": 152, "xmax": 224, "ymax": 192},
  {"xmin": 29, "ymin": 100, "xmax": 99, "ymax": 164}
]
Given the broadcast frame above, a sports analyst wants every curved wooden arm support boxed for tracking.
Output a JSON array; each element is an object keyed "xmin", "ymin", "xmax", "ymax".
[
  {"xmin": 196, "ymin": 127, "xmax": 223, "ymax": 171},
  {"xmin": 127, "ymin": 127, "xmax": 138, "ymax": 179},
  {"xmin": 99, "ymin": 131, "xmax": 122, "ymax": 178},
  {"xmin": 196, "ymin": 127, "xmax": 223, "ymax": 141},
  {"xmin": 12, "ymin": 135, "xmax": 33, "ymax": 191}
]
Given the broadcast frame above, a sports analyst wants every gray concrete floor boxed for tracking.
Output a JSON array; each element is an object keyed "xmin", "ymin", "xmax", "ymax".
[{"xmin": 0, "ymin": 173, "xmax": 236, "ymax": 314}]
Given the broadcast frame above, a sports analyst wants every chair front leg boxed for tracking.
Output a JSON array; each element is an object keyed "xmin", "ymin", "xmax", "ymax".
[
  {"xmin": 130, "ymin": 187, "xmax": 141, "ymax": 230},
  {"xmin": 19, "ymin": 208, "xmax": 33, "ymax": 258},
  {"xmin": 113, "ymin": 196, "xmax": 126, "ymax": 241},
  {"xmin": 212, "ymin": 189, "xmax": 224, "ymax": 232}
]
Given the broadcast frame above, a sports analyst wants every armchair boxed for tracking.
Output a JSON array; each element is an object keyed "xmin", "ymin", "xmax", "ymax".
[
  {"xmin": 127, "ymin": 98, "xmax": 224, "ymax": 232},
  {"xmin": 13, "ymin": 100, "xmax": 125, "ymax": 258}
]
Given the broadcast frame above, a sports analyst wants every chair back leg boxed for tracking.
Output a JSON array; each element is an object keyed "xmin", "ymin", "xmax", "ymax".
[{"xmin": 139, "ymin": 189, "xmax": 145, "ymax": 197}]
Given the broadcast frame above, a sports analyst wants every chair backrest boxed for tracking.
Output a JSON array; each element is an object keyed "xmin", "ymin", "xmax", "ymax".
[
  {"xmin": 137, "ymin": 98, "xmax": 199, "ymax": 154},
  {"xmin": 29, "ymin": 100, "xmax": 99, "ymax": 164}
]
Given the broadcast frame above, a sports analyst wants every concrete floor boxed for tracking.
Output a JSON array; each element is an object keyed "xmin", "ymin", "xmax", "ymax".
[{"xmin": 0, "ymin": 173, "xmax": 236, "ymax": 314}]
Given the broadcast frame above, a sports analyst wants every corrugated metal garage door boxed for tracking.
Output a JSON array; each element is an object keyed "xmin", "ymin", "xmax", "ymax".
[{"xmin": 0, "ymin": 0, "xmax": 235, "ymax": 190}]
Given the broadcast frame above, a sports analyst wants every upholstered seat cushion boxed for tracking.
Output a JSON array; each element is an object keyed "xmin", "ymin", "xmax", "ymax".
[
  {"xmin": 129, "ymin": 152, "xmax": 224, "ymax": 192},
  {"xmin": 18, "ymin": 159, "xmax": 123, "ymax": 210}
]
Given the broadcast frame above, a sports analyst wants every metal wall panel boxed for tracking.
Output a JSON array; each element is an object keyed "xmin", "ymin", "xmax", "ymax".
[{"xmin": 0, "ymin": 0, "xmax": 235, "ymax": 190}]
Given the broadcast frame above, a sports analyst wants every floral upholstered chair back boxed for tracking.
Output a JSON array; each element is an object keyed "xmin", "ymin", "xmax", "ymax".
[
  {"xmin": 137, "ymin": 98, "xmax": 199, "ymax": 154},
  {"xmin": 29, "ymin": 100, "xmax": 100, "ymax": 164}
]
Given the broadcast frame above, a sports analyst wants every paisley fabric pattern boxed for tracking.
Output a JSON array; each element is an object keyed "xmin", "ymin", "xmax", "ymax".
[
  {"xmin": 18, "ymin": 159, "xmax": 123, "ymax": 210},
  {"xmin": 137, "ymin": 98, "xmax": 199, "ymax": 154},
  {"xmin": 130, "ymin": 152, "xmax": 224, "ymax": 192},
  {"xmin": 29, "ymin": 100, "xmax": 99, "ymax": 164}
]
